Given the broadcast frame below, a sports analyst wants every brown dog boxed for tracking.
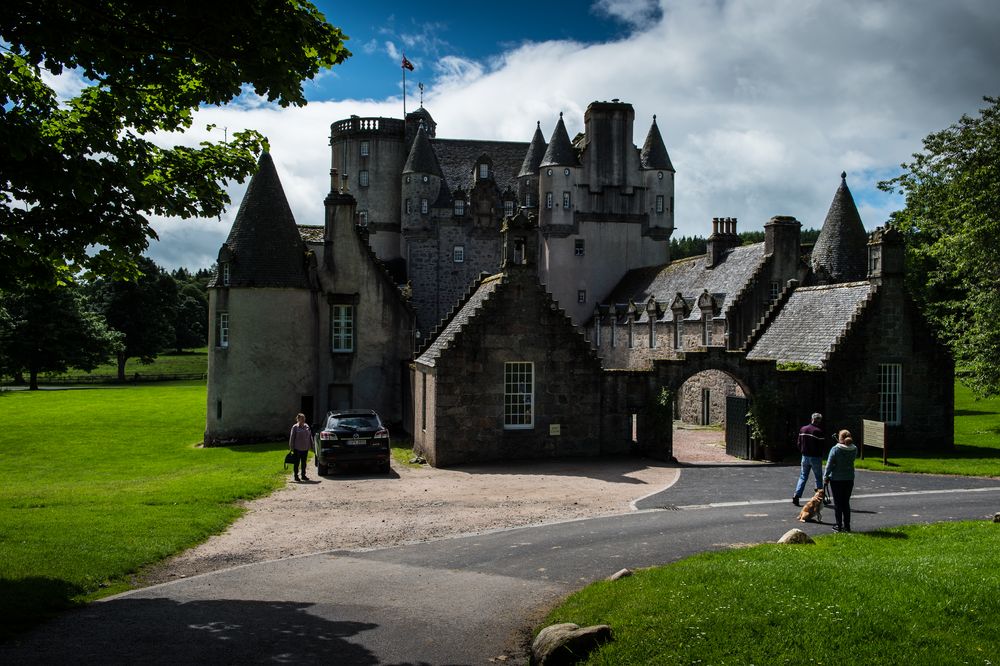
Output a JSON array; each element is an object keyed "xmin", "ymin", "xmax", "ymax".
[{"xmin": 797, "ymin": 487, "xmax": 825, "ymax": 523}]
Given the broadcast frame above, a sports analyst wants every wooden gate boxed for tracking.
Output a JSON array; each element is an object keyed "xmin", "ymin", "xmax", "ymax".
[{"xmin": 725, "ymin": 396, "xmax": 750, "ymax": 458}]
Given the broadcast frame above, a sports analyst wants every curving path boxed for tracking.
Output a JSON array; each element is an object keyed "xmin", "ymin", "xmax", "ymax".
[{"xmin": 3, "ymin": 465, "xmax": 999, "ymax": 665}]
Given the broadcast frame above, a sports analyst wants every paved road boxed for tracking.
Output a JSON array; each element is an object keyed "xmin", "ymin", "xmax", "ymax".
[{"xmin": 3, "ymin": 465, "xmax": 999, "ymax": 665}]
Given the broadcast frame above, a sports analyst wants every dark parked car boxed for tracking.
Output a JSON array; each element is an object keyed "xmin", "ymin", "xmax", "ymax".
[{"xmin": 313, "ymin": 409, "xmax": 391, "ymax": 475}]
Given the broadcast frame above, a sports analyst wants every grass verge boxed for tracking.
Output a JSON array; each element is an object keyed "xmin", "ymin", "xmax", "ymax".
[
  {"xmin": 543, "ymin": 521, "xmax": 1000, "ymax": 664},
  {"xmin": 0, "ymin": 381, "xmax": 287, "ymax": 640},
  {"xmin": 391, "ymin": 440, "xmax": 424, "ymax": 469}
]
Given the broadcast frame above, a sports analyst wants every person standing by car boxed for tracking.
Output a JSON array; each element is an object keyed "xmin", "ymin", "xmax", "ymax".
[
  {"xmin": 289, "ymin": 413, "xmax": 312, "ymax": 482},
  {"xmin": 825, "ymin": 429, "xmax": 858, "ymax": 532},
  {"xmin": 792, "ymin": 412, "xmax": 825, "ymax": 507}
]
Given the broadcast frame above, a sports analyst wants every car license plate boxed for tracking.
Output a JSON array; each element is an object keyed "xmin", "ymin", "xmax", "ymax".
[{"xmin": 348, "ymin": 439, "xmax": 369, "ymax": 446}]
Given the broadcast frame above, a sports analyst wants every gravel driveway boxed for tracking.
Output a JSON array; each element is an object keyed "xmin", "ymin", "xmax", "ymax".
[{"xmin": 143, "ymin": 425, "xmax": 738, "ymax": 585}]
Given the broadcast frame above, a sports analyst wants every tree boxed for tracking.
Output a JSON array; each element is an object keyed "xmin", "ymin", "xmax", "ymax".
[
  {"xmin": 89, "ymin": 257, "xmax": 177, "ymax": 380},
  {"xmin": 0, "ymin": 284, "xmax": 121, "ymax": 390},
  {"xmin": 879, "ymin": 96, "xmax": 1000, "ymax": 396},
  {"xmin": 172, "ymin": 282, "xmax": 208, "ymax": 351},
  {"xmin": 0, "ymin": 1, "xmax": 349, "ymax": 289}
]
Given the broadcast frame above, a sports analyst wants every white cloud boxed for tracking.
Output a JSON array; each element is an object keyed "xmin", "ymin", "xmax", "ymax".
[
  {"xmin": 146, "ymin": 0, "xmax": 1000, "ymax": 270},
  {"xmin": 591, "ymin": 0, "xmax": 662, "ymax": 27}
]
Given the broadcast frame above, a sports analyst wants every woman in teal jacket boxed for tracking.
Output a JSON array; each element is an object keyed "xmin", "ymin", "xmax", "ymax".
[{"xmin": 824, "ymin": 429, "xmax": 858, "ymax": 532}]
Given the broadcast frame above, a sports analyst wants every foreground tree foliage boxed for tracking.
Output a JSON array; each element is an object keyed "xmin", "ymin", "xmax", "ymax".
[
  {"xmin": 0, "ymin": 0, "xmax": 349, "ymax": 289},
  {"xmin": 0, "ymin": 285, "xmax": 121, "ymax": 389},
  {"xmin": 879, "ymin": 96, "xmax": 1000, "ymax": 397}
]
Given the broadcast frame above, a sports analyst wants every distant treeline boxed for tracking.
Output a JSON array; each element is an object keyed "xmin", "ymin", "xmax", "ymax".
[{"xmin": 670, "ymin": 229, "xmax": 821, "ymax": 261}]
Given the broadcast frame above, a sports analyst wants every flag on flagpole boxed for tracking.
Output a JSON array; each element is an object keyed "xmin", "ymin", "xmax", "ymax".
[{"xmin": 401, "ymin": 55, "xmax": 415, "ymax": 71}]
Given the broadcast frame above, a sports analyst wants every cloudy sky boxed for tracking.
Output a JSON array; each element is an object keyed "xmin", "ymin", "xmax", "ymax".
[{"xmin": 148, "ymin": 0, "xmax": 999, "ymax": 271}]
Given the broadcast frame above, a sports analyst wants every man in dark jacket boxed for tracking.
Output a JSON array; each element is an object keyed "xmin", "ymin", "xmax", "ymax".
[{"xmin": 792, "ymin": 412, "xmax": 825, "ymax": 506}]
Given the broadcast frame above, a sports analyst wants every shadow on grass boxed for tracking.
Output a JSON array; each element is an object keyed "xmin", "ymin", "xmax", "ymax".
[
  {"xmin": 862, "ymin": 530, "xmax": 909, "ymax": 540},
  {"xmin": 0, "ymin": 597, "xmax": 383, "ymax": 665},
  {"xmin": 0, "ymin": 577, "xmax": 84, "ymax": 643}
]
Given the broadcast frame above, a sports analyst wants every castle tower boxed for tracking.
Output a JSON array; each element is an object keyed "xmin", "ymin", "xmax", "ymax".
[
  {"xmin": 517, "ymin": 122, "xmax": 547, "ymax": 211},
  {"xmin": 536, "ymin": 102, "xmax": 671, "ymax": 325},
  {"xmin": 812, "ymin": 172, "xmax": 869, "ymax": 284},
  {"xmin": 206, "ymin": 153, "xmax": 317, "ymax": 442},
  {"xmin": 639, "ymin": 115, "xmax": 675, "ymax": 244},
  {"xmin": 401, "ymin": 124, "xmax": 444, "ymax": 235}
]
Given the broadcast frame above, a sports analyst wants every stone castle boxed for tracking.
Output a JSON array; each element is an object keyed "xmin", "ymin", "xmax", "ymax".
[{"xmin": 205, "ymin": 99, "xmax": 954, "ymax": 465}]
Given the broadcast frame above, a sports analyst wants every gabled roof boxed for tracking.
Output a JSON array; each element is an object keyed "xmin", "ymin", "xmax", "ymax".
[
  {"xmin": 403, "ymin": 125, "xmax": 443, "ymax": 177},
  {"xmin": 416, "ymin": 273, "xmax": 503, "ymax": 367},
  {"xmin": 640, "ymin": 116, "xmax": 674, "ymax": 171},
  {"xmin": 518, "ymin": 122, "xmax": 548, "ymax": 177},
  {"xmin": 811, "ymin": 173, "xmax": 868, "ymax": 283},
  {"xmin": 746, "ymin": 281, "xmax": 873, "ymax": 366},
  {"xmin": 213, "ymin": 153, "xmax": 310, "ymax": 289},
  {"xmin": 603, "ymin": 243, "xmax": 767, "ymax": 322},
  {"xmin": 432, "ymin": 138, "xmax": 529, "ymax": 195},
  {"xmin": 540, "ymin": 113, "xmax": 580, "ymax": 167}
]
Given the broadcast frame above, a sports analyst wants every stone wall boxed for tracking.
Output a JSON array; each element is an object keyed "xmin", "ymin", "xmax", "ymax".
[{"xmin": 677, "ymin": 370, "xmax": 746, "ymax": 425}]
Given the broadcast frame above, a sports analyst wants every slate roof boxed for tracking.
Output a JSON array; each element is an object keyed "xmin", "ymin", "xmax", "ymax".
[
  {"xmin": 746, "ymin": 281, "xmax": 873, "ymax": 366},
  {"xmin": 518, "ymin": 122, "xmax": 548, "ymax": 177},
  {"xmin": 298, "ymin": 225, "xmax": 324, "ymax": 243},
  {"xmin": 540, "ymin": 113, "xmax": 580, "ymax": 167},
  {"xmin": 603, "ymin": 243, "xmax": 768, "ymax": 322},
  {"xmin": 402, "ymin": 125, "xmax": 443, "ymax": 177},
  {"xmin": 640, "ymin": 117, "xmax": 674, "ymax": 171},
  {"xmin": 811, "ymin": 173, "xmax": 869, "ymax": 283},
  {"xmin": 212, "ymin": 153, "xmax": 310, "ymax": 289},
  {"xmin": 432, "ymin": 138, "xmax": 529, "ymax": 195},
  {"xmin": 416, "ymin": 273, "xmax": 503, "ymax": 367}
]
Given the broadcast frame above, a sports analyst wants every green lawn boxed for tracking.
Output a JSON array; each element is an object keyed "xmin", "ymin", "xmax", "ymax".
[
  {"xmin": 0, "ymin": 381, "xmax": 287, "ymax": 639},
  {"xmin": 544, "ymin": 521, "xmax": 1000, "ymax": 664},
  {"xmin": 856, "ymin": 382, "xmax": 1000, "ymax": 476},
  {"xmin": 3, "ymin": 348, "xmax": 209, "ymax": 385}
]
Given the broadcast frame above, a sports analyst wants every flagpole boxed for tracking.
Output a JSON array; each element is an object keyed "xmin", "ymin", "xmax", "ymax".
[{"xmin": 402, "ymin": 57, "xmax": 407, "ymax": 118}]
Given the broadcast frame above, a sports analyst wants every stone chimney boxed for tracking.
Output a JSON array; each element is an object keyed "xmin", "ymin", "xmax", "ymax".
[{"xmin": 706, "ymin": 217, "xmax": 740, "ymax": 268}]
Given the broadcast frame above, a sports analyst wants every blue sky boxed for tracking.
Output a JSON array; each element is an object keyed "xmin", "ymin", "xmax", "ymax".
[{"xmin": 143, "ymin": 0, "xmax": 1000, "ymax": 271}]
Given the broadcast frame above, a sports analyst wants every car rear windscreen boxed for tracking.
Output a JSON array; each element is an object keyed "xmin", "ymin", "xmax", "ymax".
[{"xmin": 329, "ymin": 415, "xmax": 379, "ymax": 430}]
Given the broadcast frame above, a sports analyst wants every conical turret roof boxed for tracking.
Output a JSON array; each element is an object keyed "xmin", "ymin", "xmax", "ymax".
[
  {"xmin": 403, "ymin": 124, "xmax": 443, "ymax": 176},
  {"xmin": 216, "ymin": 153, "xmax": 310, "ymax": 288},
  {"xmin": 811, "ymin": 172, "xmax": 869, "ymax": 284},
  {"xmin": 518, "ymin": 122, "xmax": 548, "ymax": 177},
  {"xmin": 640, "ymin": 116, "xmax": 674, "ymax": 171},
  {"xmin": 540, "ymin": 113, "xmax": 579, "ymax": 167}
]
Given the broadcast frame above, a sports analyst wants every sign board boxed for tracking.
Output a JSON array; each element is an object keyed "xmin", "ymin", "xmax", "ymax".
[
  {"xmin": 549, "ymin": 424, "xmax": 561, "ymax": 436},
  {"xmin": 862, "ymin": 419, "xmax": 888, "ymax": 464}
]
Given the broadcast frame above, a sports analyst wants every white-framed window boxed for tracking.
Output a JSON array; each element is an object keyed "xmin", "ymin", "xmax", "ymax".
[
  {"xmin": 656, "ymin": 195, "xmax": 664, "ymax": 214},
  {"xmin": 545, "ymin": 192, "xmax": 553, "ymax": 209},
  {"xmin": 574, "ymin": 239, "xmax": 585, "ymax": 256},
  {"xmin": 769, "ymin": 281, "xmax": 780, "ymax": 302},
  {"xmin": 577, "ymin": 290, "xmax": 586, "ymax": 304},
  {"xmin": 504, "ymin": 362, "xmax": 534, "ymax": 429},
  {"xmin": 222, "ymin": 262, "xmax": 230, "ymax": 286},
  {"xmin": 420, "ymin": 198, "xmax": 428, "ymax": 214},
  {"xmin": 360, "ymin": 140, "xmax": 369, "ymax": 157},
  {"xmin": 216, "ymin": 312, "xmax": 229, "ymax": 348},
  {"xmin": 879, "ymin": 363, "xmax": 902, "ymax": 425},
  {"xmin": 453, "ymin": 245, "xmax": 465, "ymax": 263},
  {"xmin": 702, "ymin": 315, "xmax": 711, "ymax": 345},
  {"xmin": 674, "ymin": 318, "xmax": 682, "ymax": 350},
  {"xmin": 359, "ymin": 170, "xmax": 369, "ymax": 187},
  {"xmin": 331, "ymin": 304, "xmax": 354, "ymax": 353},
  {"xmin": 405, "ymin": 199, "xmax": 412, "ymax": 215},
  {"xmin": 504, "ymin": 200, "xmax": 514, "ymax": 217},
  {"xmin": 454, "ymin": 199, "xmax": 465, "ymax": 216},
  {"xmin": 357, "ymin": 209, "xmax": 368, "ymax": 227},
  {"xmin": 562, "ymin": 191, "xmax": 571, "ymax": 209},
  {"xmin": 479, "ymin": 163, "xmax": 489, "ymax": 179},
  {"xmin": 649, "ymin": 319, "xmax": 656, "ymax": 348}
]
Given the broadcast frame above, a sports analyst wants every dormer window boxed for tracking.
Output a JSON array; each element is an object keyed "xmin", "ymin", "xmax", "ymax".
[
  {"xmin": 478, "ymin": 163, "xmax": 489, "ymax": 179},
  {"xmin": 222, "ymin": 262, "xmax": 231, "ymax": 286},
  {"xmin": 454, "ymin": 199, "xmax": 465, "ymax": 216},
  {"xmin": 504, "ymin": 200, "xmax": 514, "ymax": 217}
]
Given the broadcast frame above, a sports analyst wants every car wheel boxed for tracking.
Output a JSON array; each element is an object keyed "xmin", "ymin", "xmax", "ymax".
[{"xmin": 317, "ymin": 462, "xmax": 328, "ymax": 476}]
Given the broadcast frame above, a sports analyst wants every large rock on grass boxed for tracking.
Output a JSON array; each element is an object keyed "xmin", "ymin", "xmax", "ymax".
[
  {"xmin": 531, "ymin": 623, "xmax": 612, "ymax": 665},
  {"xmin": 778, "ymin": 528, "xmax": 814, "ymax": 544}
]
